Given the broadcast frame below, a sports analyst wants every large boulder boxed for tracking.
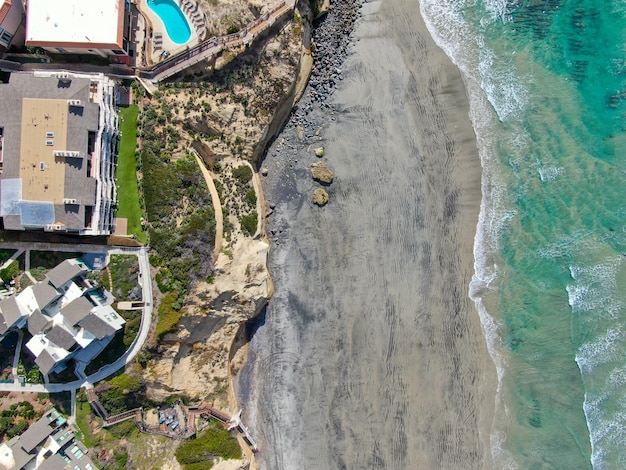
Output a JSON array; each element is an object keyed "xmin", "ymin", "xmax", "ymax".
[
  {"xmin": 312, "ymin": 189, "xmax": 330, "ymax": 206},
  {"xmin": 311, "ymin": 162, "xmax": 334, "ymax": 184}
]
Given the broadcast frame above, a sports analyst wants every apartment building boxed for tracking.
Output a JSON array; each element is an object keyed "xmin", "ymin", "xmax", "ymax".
[{"xmin": 0, "ymin": 71, "xmax": 118, "ymax": 235}]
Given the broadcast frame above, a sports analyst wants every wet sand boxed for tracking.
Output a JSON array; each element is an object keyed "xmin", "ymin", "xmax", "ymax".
[{"xmin": 237, "ymin": 0, "xmax": 497, "ymax": 468}]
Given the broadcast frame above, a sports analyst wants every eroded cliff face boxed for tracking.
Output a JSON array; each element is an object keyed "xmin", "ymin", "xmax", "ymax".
[{"xmin": 144, "ymin": 236, "xmax": 270, "ymax": 406}]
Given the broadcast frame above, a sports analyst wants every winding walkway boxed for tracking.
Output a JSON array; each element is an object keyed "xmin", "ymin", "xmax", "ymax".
[{"xmin": 192, "ymin": 150, "xmax": 224, "ymax": 258}]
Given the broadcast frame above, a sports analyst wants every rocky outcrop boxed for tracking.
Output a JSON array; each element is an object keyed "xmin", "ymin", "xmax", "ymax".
[
  {"xmin": 143, "ymin": 237, "xmax": 271, "ymax": 406},
  {"xmin": 311, "ymin": 161, "xmax": 334, "ymax": 184},
  {"xmin": 313, "ymin": 188, "xmax": 330, "ymax": 206}
]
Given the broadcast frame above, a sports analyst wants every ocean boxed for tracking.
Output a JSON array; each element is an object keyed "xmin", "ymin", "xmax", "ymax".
[
  {"xmin": 240, "ymin": 0, "xmax": 626, "ymax": 468},
  {"xmin": 422, "ymin": 0, "xmax": 626, "ymax": 467}
]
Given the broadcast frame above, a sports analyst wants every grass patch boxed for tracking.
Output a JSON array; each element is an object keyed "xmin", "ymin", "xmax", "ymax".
[
  {"xmin": 76, "ymin": 399, "xmax": 97, "ymax": 448},
  {"xmin": 175, "ymin": 420, "xmax": 240, "ymax": 468},
  {"xmin": 116, "ymin": 105, "xmax": 146, "ymax": 243}
]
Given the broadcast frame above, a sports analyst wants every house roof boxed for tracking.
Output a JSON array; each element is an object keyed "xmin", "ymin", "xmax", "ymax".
[
  {"xmin": 47, "ymin": 259, "xmax": 87, "ymax": 289},
  {"xmin": 0, "ymin": 296, "xmax": 23, "ymax": 328},
  {"xmin": 0, "ymin": 1, "xmax": 11, "ymax": 26},
  {"xmin": 60, "ymin": 295, "xmax": 93, "ymax": 326},
  {"xmin": 25, "ymin": 0, "xmax": 125, "ymax": 50},
  {"xmin": 31, "ymin": 281, "xmax": 60, "ymax": 309},
  {"xmin": 0, "ymin": 73, "xmax": 102, "ymax": 232},
  {"xmin": 37, "ymin": 453, "xmax": 68, "ymax": 470},
  {"xmin": 18, "ymin": 410, "xmax": 60, "ymax": 453},
  {"xmin": 27, "ymin": 309, "xmax": 51, "ymax": 336},
  {"xmin": 6, "ymin": 437, "xmax": 33, "ymax": 470},
  {"xmin": 45, "ymin": 325, "xmax": 76, "ymax": 350},
  {"xmin": 78, "ymin": 314, "xmax": 116, "ymax": 340},
  {"xmin": 34, "ymin": 349, "xmax": 59, "ymax": 376}
]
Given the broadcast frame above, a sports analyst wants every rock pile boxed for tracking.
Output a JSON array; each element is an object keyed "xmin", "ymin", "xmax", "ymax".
[
  {"xmin": 307, "ymin": 0, "xmax": 362, "ymax": 105},
  {"xmin": 311, "ymin": 161, "xmax": 334, "ymax": 184},
  {"xmin": 313, "ymin": 188, "xmax": 330, "ymax": 206}
]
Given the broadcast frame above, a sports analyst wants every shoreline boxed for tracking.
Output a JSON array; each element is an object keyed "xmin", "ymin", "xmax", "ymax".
[{"xmin": 236, "ymin": 0, "xmax": 497, "ymax": 467}]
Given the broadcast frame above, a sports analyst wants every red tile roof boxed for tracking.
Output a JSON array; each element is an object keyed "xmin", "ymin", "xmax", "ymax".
[{"xmin": 0, "ymin": 1, "xmax": 12, "ymax": 26}]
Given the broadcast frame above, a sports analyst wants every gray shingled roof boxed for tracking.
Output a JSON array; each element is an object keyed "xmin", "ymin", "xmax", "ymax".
[
  {"xmin": 34, "ymin": 349, "xmax": 59, "ymax": 376},
  {"xmin": 37, "ymin": 454, "xmax": 68, "ymax": 470},
  {"xmin": 79, "ymin": 314, "xmax": 116, "ymax": 340},
  {"xmin": 18, "ymin": 409, "xmax": 60, "ymax": 452},
  {"xmin": 31, "ymin": 281, "xmax": 60, "ymax": 309},
  {"xmin": 7, "ymin": 436, "xmax": 33, "ymax": 469},
  {"xmin": 60, "ymin": 295, "xmax": 94, "ymax": 326},
  {"xmin": 45, "ymin": 325, "xmax": 76, "ymax": 351},
  {"xmin": 47, "ymin": 260, "xmax": 86, "ymax": 289},
  {"xmin": 27, "ymin": 309, "xmax": 51, "ymax": 336},
  {"xmin": 0, "ymin": 296, "xmax": 23, "ymax": 328}
]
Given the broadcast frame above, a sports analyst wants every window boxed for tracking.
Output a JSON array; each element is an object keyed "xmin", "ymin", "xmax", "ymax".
[{"xmin": 0, "ymin": 28, "xmax": 12, "ymax": 47}]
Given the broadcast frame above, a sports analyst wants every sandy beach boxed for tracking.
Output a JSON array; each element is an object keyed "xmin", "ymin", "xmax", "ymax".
[{"xmin": 237, "ymin": 0, "xmax": 497, "ymax": 467}]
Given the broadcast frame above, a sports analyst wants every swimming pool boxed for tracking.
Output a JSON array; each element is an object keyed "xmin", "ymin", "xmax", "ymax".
[{"xmin": 147, "ymin": 0, "xmax": 191, "ymax": 45}]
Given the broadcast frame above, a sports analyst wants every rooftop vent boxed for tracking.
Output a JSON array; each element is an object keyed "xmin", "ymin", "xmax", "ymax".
[
  {"xmin": 63, "ymin": 198, "xmax": 78, "ymax": 205},
  {"xmin": 45, "ymin": 140, "xmax": 54, "ymax": 146},
  {"xmin": 46, "ymin": 132, "xmax": 55, "ymax": 138},
  {"xmin": 67, "ymin": 99, "xmax": 83, "ymax": 107}
]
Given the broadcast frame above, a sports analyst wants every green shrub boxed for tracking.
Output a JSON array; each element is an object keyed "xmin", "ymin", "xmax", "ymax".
[
  {"xmin": 240, "ymin": 211, "xmax": 258, "ymax": 236},
  {"xmin": 244, "ymin": 189, "xmax": 256, "ymax": 207},
  {"xmin": 99, "ymin": 373, "xmax": 143, "ymax": 415},
  {"xmin": 0, "ymin": 260, "xmax": 19, "ymax": 281},
  {"xmin": 232, "ymin": 165, "xmax": 252, "ymax": 185},
  {"xmin": 155, "ymin": 292, "xmax": 183, "ymax": 340},
  {"xmin": 7, "ymin": 419, "xmax": 28, "ymax": 438},
  {"xmin": 175, "ymin": 420, "xmax": 240, "ymax": 468},
  {"xmin": 108, "ymin": 419, "xmax": 136, "ymax": 438}
]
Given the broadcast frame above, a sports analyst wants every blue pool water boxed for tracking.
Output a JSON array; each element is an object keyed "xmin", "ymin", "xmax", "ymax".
[{"xmin": 147, "ymin": 0, "xmax": 191, "ymax": 45}]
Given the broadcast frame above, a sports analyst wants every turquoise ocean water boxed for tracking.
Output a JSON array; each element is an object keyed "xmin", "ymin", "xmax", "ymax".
[{"xmin": 421, "ymin": 0, "xmax": 626, "ymax": 468}]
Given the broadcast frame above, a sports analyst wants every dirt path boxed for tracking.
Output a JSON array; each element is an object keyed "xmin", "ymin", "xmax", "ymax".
[{"xmin": 193, "ymin": 152, "xmax": 224, "ymax": 258}]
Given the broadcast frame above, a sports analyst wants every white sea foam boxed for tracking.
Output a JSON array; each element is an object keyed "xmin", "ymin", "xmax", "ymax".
[
  {"xmin": 538, "ymin": 166, "xmax": 562, "ymax": 182},
  {"xmin": 570, "ymin": 253, "xmax": 626, "ymax": 468},
  {"xmin": 568, "ymin": 257, "xmax": 624, "ymax": 318},
  {"xmin": 419, "ymin": 0, "xmax": 529, "ymax": 466}
]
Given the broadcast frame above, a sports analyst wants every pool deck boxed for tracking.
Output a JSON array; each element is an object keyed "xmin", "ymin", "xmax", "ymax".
[
  {"xmin": 137, "ymin": 0, "xmax": 295, "ymax": 84},
  {"xmin": 136, "ymin": 0, "xmax": 202, "ymax": 66}
]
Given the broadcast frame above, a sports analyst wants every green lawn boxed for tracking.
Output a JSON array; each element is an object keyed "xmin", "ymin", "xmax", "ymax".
[
  {"xmin": 75, "ymin": 400, "xmax": 97, "ymax": 448},
  {"xmin": 116, "ymin": 105, "xmax": 146, "ymax": 243}
]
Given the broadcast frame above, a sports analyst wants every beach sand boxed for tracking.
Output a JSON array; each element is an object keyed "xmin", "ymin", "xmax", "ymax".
[{"xmin": 238, "ymin": 0, "xmax": 497, "ymax": 467}]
